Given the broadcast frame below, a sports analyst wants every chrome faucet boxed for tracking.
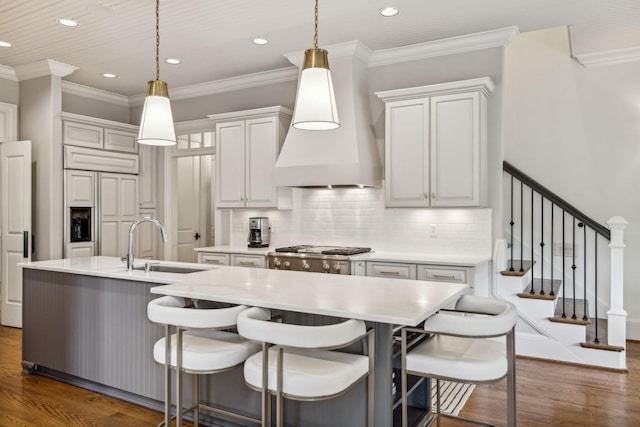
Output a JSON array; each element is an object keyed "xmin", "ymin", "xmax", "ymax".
[{"xmin": 123, "ymin": 216, "xmax": 168, "ymax": 270}]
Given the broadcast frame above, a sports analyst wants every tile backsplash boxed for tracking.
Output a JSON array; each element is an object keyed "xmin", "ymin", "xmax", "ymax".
[{"xmin": 230, "ymin": 188, "xmax": 491, "ymax": 255}]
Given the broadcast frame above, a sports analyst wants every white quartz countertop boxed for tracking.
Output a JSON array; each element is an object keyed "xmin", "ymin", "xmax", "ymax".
[
  {"xmin": 150, "ymin": 266, "xmax": 467, "ymax": 326},
  {"xmin": 19, "ymin": 256, "xmax": 468, "ymax": 326},
  {"xmin": 194, "ymin": 246, "xmax": 490, "ymax": 266},
  {"xmin": 194, "ymin": 246, "xmax": 271, "ymax": 256},
  {"xmin": 18, "ymin": 256, "xmax": 217, "ymax": 284}
]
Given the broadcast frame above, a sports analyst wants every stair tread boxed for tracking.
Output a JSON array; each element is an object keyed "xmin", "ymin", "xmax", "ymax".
[
  {"xmin": 501, "ymin": 260, "xmax": 535, "ymax": 276},
  {"xmin": 518, "ymin": 278, "xmax": 562, "ymax": 300}
]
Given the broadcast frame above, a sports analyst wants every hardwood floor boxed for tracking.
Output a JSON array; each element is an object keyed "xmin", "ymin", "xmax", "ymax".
[{"xmin": 1, "ymin": 325, "xmax": 639, "ymax": 426}]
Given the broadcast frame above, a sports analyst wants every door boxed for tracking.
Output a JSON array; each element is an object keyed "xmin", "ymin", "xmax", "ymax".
[
  {"xmin": 1, "ymin": 140, "xmax": 31, "ymax": 327},
  {"xmin": 215, "ymin": 121, "xmax": 245, "ymax": 208},
  {"xmin": 99, "ymin": 173, "xmax": 139, "ymax": 257},
  {"xmin": 175, "ymin": 155, "xmax": 211, "ymax": 262}
]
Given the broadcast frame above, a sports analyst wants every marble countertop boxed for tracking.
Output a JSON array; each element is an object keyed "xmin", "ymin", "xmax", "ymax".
[{"xmin": 19, "ymin": 256, "xmax": 467, "ymax": 325}]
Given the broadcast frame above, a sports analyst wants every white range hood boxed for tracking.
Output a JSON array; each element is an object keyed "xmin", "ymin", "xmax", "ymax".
[{"xmin": 275, "ymin": 41, "xmax": 382, "ymax": 188}]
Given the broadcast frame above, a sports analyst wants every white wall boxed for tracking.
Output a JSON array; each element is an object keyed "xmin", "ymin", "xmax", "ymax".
[
  {"xmin": 503, "ymin": 26, "xmax": 640, "ymax": 338},
  {"xmin": 229, "ymin": 188, "xmax": 492, "ymax": 256}
]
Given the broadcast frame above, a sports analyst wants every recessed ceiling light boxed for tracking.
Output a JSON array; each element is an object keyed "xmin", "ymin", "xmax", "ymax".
[
  {"xmin": 252, "ymin": 37, "xmax": 269, "ymax": 45},
  {"xmin": 379, "ymin": 7, "xmax": 399, "ymax": 17},
  {"xmin": 166, "ymin": 58, "xmax": 181, "ymax": 64},
  {"xmin": 102, "ymin": 73, "xmax": 117, "ymax": 78},
  {"xmin": 58, "ymin": 17, "xmax": 79, "ymax": 27},
  {"xmin": 0, "ymin": 40, "xmax": 11, "ymax": 48}
]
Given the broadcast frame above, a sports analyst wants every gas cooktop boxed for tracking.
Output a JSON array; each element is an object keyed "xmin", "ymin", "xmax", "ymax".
[{"xmin": 274, "ymin": 245, "xmax": 372, "ymax": 256}]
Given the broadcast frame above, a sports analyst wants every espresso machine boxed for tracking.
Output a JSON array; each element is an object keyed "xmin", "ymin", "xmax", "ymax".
[{"xmin": 248, "ymin": 217, "xmax": 270, "ymax": 247}]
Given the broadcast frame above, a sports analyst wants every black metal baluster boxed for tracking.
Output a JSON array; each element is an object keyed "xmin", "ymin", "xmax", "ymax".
[
  {"xmin": 561, "ymin": 210, "xmax": 566, "ymax": 319},
  {"xmin": 581, "ymin": 223, "xmax": 588, "ymax": 321},
  {"xmin": 540, "ymin": 194, "xmax": 545, "ymax": 295},
  {"xmin": 571, "ymin": 217, "xmax": 577, "ymax": 320},
  {"xmin": 509, "ymin": 175, "xmax": 514, "ymax": 271},
  {"xmin": 550, "ymin": 203, "xmax": 555, "ymax": 296},
  {"xmin": 520, "ymin": 181, "xmax": 524, "ymax": 272},
  {"xmin": 594, "ymin": 231, "xmax": 600, "ymax": 344},
  {"xmin": 529, "ymin": 187, "xmax": 535, "ymax": 294}
]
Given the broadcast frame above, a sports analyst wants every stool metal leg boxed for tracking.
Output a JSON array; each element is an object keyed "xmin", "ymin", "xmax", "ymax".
[
  {"xmin": 401, "ymin": 328, "xmax": 408, "ymax": 427},
  {"xmin": 507, "ymin": 328, "xmax": 516, "ymax": 427},
  {"xmin": 276, "ymin": 346, "xmax": 284, "ymax": 427},
  {"xmin": 177, "ymin": 327, "xmax": 184, "ymax": 427},
  {"xmin": 436, "ymin": 379, "xmax": 441, "ymax": 427},
  {"xmin": 164, "ymin": 324, "xmax": 172, "ymax": 427},
  {"xmin": 261, "ymin": 342, "xmax": 270, "ymax": 427},
  {"xmin": 193, "ymin": 373, "xmax": 199, "ymax": 426}
]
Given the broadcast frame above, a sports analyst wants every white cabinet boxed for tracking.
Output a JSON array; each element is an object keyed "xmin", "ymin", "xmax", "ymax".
[
  {"xmin": 65, "ymin": 242, "xmax": 95, "ymax": 259},
  {"xmin": 376, "ymin": 78, "xmax": 494, "ymax": 208},
  {"xmin": 212, "ymin": 106, "xmax": 291, "ymax": 209},
  {"xmin": 136, "ymin": 208, "xmax": 159, "ymax": 260},
  {"xmin": 138, "ymin": 144, "xmax": 158, "ymax": 208},
  {"xmin": 99, "ymin": 173, "xmax": 139, "ymax": 257},
  {"xmin": 65, "ymin": 170, "xmax": 96, "ymax": 207},
  {"xmin": 196, "ymin": 251, "xmax": 266, "ymax": 268},
  {"xmin": 198, "ymin": 253, "xmax": 230, "ymax": 266},
  {"xmin": 231, "ymin": 254, "xmax": 266, "ymax": 268},
  {"xmin": 62, "ymin": 112, "xmax": 138, "ymax": 154},
  {"xmin": 366, "ymin": 262, "xmax": 417, "ymax": 280}
]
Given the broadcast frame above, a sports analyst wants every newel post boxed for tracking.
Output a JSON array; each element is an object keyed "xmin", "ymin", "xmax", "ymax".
[{"xmin": 606, "ymin": 216, "xmax": 627, "ymax": 349}]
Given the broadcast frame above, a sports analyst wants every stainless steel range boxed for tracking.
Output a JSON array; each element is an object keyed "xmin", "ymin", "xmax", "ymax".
[{"xmin": 267, "ymin": 245, "xmax": 371, "ymax": 275}]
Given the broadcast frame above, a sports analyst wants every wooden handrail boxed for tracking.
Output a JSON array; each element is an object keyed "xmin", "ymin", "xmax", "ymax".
[{"xmin": 503, "ymin": 161, "xmax": 610, "ymax": 240}]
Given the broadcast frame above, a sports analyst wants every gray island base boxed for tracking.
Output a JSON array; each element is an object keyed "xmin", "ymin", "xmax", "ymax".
[{"xmin": 21, "ymin": 257, "xmax": 468, "ymax": 426}]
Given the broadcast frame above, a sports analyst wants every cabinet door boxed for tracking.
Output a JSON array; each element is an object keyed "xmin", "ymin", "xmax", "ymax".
[
  {"xmin": 198, "ymin": 253, "xmax": 230, "ymax": 266},
  {"xmin": 118, "ymin": 175, "xmax": 139, "ymax": 221},
  {"xmin": 65, "ymin": 170, "xmax": 96, "ymax": 207},
  {"xmin": 138, "ymin": 144, "xmax": 157, "ymax": 208},
  {"xmin": 366, "ymin": 262, "xmax": 416, "ymax": 280},
  {"xmin": 231, "ymin": 254, "xmax": 266, "ymax": 268},
  {"xmin": 63, "ymin": 121, "xmax": 103, "ymax": 149},
  {"xmin": 216, "ymin": 121, "xmax": 246, "ymax": 208},
  {"xmin": 245, "ymin": 118, "xmax": 278, "ymax": 208},
  {"xmin": 104, "ymin": 128, "xmax": 138, "ymax": 153},
  {"xmin": 65, "ymin": 242, "xmax": 95, "ymax": 258},
  {"xmin": 136, "ymin": 208, "xmax": 158, "ymax": 260},
  {"xmin": 100, "ymin": 174, "xmax": 119, "ymax": 222},
  {"xmin": 385, "ymin": 100, "xmax": 430, "ymax": 207},
  {"xmin": 430, "ymin": 92, "xmax": 482, "ymax": 207}
]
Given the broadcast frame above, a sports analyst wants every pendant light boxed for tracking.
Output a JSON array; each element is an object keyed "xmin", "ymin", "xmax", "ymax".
[
  {"xmin": 137, "ymin": 0, "xmax": 176, "ymax": 146},
  {"xmin": 292, "ymin": 0, "xmax": 340, "ymax": 130}
]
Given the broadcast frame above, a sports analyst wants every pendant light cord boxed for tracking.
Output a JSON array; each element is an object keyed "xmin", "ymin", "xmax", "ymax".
[
  {"xmin": 313, "ymin": 0, "xmax": 318, "ymax": 49},
  {"xmin": 155, "ymin": 0, "xmax": 160, "ymax": 81}
]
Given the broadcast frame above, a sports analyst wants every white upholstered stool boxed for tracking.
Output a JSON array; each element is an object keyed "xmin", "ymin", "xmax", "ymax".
[
  {"xmin": 147, "ymin": 296, "xmax": 261, "ymax": 427},
  {"xmin": 237, "ymin": 307, "xmax": 375, "ymax": 427},
  {"xmin": 400, "ymin": 295, "xmax": 518, "ymax": 427}
]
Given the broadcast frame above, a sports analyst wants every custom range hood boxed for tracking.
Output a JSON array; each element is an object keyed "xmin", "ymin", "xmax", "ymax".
[{"xmin": 275, "ymin": 41, "xmax": 382, "ymax": 188}]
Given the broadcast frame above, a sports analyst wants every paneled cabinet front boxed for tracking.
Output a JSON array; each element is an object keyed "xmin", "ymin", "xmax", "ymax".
[
  {"xmin": 65, "ymin": 170, "xmax": 96, "ymax": 207},
  {"xmin": 62, "ymin": 114, "xmax": 138, "ymax": 154},
  {"xmin": 376, "ymin": 78, "xmax": 494, "ymax": 208},
  {"xmin": 213, "ymin": 107, "xmax": 291, "ymax": 209},
  {"xmin": 99, "ymin": 173, "xmax": 139, "ymax": 257}
]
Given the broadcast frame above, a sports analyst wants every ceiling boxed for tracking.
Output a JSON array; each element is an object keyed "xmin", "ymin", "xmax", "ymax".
[{"xmin": 1, "ymin": 0, "xmax": 640, "ymax": 97}]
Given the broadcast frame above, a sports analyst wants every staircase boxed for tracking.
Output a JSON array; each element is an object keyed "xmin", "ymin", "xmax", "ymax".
[{"xmin": 494, "ymin": 162, "xmax": 627, "ymax": 370}]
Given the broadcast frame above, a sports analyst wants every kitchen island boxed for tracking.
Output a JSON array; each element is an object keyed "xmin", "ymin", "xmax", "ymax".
[{"xmin": 20, "ymin": 256, "xmax": 467, "ymax": 427}]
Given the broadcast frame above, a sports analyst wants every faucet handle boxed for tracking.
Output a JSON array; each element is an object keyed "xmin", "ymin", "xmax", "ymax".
[{"xmin": 120, "ymin": 255, "xmax": 128, "ymax": 264}]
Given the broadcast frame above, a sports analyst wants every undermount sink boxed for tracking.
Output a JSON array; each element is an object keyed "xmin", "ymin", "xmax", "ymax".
[{"xmin": 133, "ymin": 263, "xmax": 210, "ymax": 274}]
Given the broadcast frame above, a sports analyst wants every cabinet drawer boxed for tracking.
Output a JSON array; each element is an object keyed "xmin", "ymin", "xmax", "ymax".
[
  {"xmin": 366, "ymin": 262, "xmax": 416, "ymax": 280},
  {"xmin": 231, "ymin": 254, "xmax": 266, "ymax": 268},
  {"xmin": 104, "ymin": 128, "xmax": 138, "ymax": 153},
  {"xmin": 417, "ymin": 265, "xmax": 467, "ymax": 283},
  {"xmin": 198, "ymin": 253, "xmax": 230, "ymax": 266},
  {"xmin": 64, "ymin": 121, "xmax": 103, "ymax": 149}
]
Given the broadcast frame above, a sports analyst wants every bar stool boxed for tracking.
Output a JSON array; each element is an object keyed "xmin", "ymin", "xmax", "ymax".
[
  {"xmin": 400, "ymin": 295, "xmax": 518, "ymax": 427},
  {"xmin": 237, "ymin": 307, "xmax": 375, "ymax": 427},
  {"xmin": 147, "ymin": 296, "xmax": 262, "ymax": 427}
]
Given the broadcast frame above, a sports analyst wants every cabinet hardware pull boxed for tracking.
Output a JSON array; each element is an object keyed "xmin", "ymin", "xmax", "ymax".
[
  {"xmin": 433, "ymin": 274, "xmax": 456, "ymax": 279},
  {"xmin": 205, "ymin": 259, "xmax": 220, "ymax": 264},
  {"xmin": 379, "ymin": 271, "xmax": 400, "ymax": 275},
  {"xmin": 238, "ymin": 261, "xmax": 255, "ymax": 265}
]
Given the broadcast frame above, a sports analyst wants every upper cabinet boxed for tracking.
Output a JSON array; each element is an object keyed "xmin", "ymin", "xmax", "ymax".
[
  {"xmin": 210, "ymin": 106, "xmax": 292, "ymax": 209},
  {"xmin": 376, "ymin": 78, "xmax": 494, "ymax": 208},
  {"xmin": 62, "ymin": 112, "xmax": 138, "ymax": 154}
]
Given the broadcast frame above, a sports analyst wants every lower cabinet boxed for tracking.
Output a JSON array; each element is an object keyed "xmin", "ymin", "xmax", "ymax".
[
  {"xmin": 364, "ymin": 261, "xmax": 475, "ymax": 293},
  {"xmin": 197, "ymin": 252, "xmax": 266, "ymax": 268},
  {"xmin": 65, "ymin": 242, "xmax": 95, "ymax": 259}
]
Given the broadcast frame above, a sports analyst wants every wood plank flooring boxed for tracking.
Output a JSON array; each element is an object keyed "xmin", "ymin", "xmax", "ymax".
[{"xmin": 2, "ymin": 325, "xmax": 639, "ymax": 426}]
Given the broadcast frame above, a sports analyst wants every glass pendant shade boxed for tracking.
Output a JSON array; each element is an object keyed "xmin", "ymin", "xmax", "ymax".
[
  {"xmin": 137, "ymin": 80, "xmax": 177, "ymax": 146},
  {"xmin": 292, "ymin": 48, "xmax": 340, "ymax": 130}
]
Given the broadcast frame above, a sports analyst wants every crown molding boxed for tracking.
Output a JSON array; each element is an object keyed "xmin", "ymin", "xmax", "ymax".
[
  {"xmin": 14, "ymin": 59, "xmax": 78, "ymax": 80},
  {"xmin": 0, "ymin": 64, "xmax": 17, "ymax": 81},
  {"xmin": 375, "ymin": 77, "xmax": 495, "ymax": 102},
  {"xmin": 369, "ymin": 26, "xmax": 520, "ymax": 68},
  {"xmin": 129, "ymin": 66, "xmax": 299, "ymax": 107},
  {"xmin": 574, "ymin": 46, "xmax": 640, "ymax": 67},
  {"xmin": 284, "ymin": 40, "xmax": 373, "ymax": 68},
  {"xmin": 62, "ymin": 81, "xmax": 129, "ymax": 107}
]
